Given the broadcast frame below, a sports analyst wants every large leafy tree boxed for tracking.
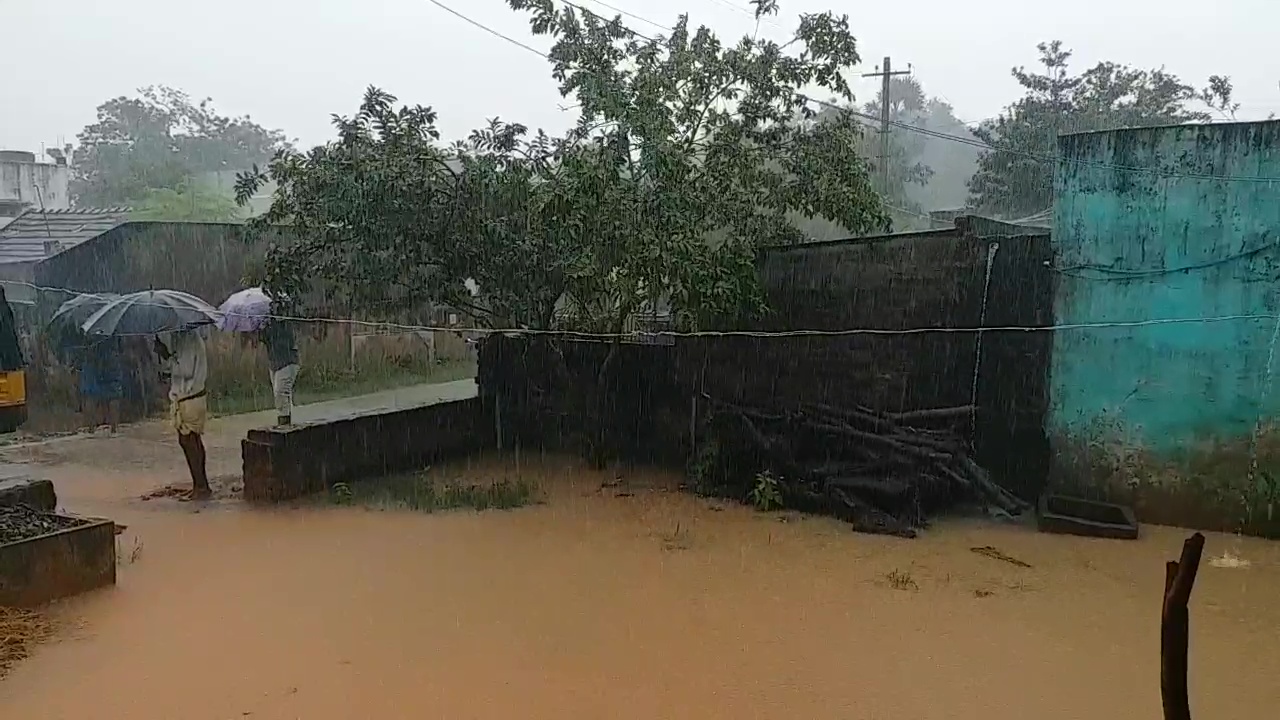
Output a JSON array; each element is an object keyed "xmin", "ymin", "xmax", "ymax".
[
  {"xmin": 240, "ymin": 0, "xmax": 886, "ymax": 331},
  {"xmin": 71, "ymin": 86, "xmax": 289, "ymax": 207},
  {"xmin": 968, "ymin": 41, "xmax": 1236, "ymax": 218}
]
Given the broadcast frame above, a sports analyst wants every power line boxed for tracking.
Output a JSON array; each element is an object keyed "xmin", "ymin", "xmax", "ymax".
[
  {"xmin": 16, "ymin": 279, "xmax": 1280, "ymax": 339},
  {"xmin": 423, "ymin": 0, "xmax": 548, "ymax": 58},
  {"xmin": 576, "ymin": 0, "xmax": 668, "ymax": 32},
  {"xmin": 424, "ymin": 0, "xmax": 1280, "ymax": 184}
]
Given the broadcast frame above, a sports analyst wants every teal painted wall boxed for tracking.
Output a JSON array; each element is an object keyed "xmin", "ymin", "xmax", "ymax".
[{"xmin": 1050, "ymin": 121, "xmax": 1280, "ymax": 451}]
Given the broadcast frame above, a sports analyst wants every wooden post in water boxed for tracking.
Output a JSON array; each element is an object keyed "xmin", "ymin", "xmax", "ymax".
[{"xmin": 1161, "ymin": 532, "xmax": 1205, "ymax": 720}]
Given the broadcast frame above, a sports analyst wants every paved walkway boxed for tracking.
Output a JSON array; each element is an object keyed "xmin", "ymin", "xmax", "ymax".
[
  {"xmin": 0, "ymin": 376, "xmax": 481, "ymax": 458},
  {"xmin": 216, "ymin": 378, "xmax": 479, "ymax": 436}
]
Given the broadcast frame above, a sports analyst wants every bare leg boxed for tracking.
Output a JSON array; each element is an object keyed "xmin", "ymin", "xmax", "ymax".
[
  {"xmin": 107, "ymin": 398, "xmax": 120, "ymax": 433},
  {"xmin": 177, "ymin": 432, "xmax": 211, "ymax": 499}
]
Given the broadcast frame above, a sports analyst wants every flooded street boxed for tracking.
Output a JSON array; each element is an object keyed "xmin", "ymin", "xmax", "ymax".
[{"xmin": 1, "ymin": 418, "xmax": 1279, "ymax": 720}]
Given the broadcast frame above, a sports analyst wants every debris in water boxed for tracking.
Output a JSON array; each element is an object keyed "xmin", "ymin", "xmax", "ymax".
[
  {"xmin": 0, "ymin": 505, "xmax": 87, "ymax": 544},
  {"xmin": 699, "ymin": 396, "xmax": 1030, "ymax": 537},
  {"xmin": 0, "ymin": 606, "xmax": 56, "ymax": 678},
  {"xmin": 970, "ymin": 545, "xmax": 1033, "ymax": 568}
]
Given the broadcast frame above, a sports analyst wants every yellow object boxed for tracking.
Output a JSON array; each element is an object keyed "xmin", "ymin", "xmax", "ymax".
[
  {"xmin": 170, "ymin": 394, "xmax": 208, "ymax": 436},
  {"xmin": 0, "ymin": 370, "xmax": 27, "ymax": 408}
]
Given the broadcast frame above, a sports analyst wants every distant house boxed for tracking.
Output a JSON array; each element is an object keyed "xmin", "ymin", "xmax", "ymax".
[
  {"xmin": 0, "ymin": 207, "xmax": 131, "ymax": 304},
  {"xmin": 0, "ymin": 149, "xmax": 71, "ymax": 215}
]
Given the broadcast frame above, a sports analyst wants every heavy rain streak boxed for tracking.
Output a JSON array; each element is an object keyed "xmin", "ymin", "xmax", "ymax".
[{"xmin": 1, "ymin": 0, "xmax": 1278, "ymax": 718}]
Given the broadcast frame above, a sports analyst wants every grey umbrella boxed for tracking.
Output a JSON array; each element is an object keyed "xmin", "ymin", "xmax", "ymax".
[
  {"xmin": 50, "ymin": 292, "xmax": 120, "ymax": 328},
  {"xmin": 80, "ymin": 290, "xmax": 220, "ymax": 337}
]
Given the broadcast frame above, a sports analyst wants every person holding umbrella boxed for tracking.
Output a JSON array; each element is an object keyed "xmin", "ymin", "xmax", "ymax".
[
  {"xmin": 81, "ymin": 289, "xmax": 219, "ymax": 500},
  {"xmin": 219, "ymin": 288, "xmax": 299, "ymax": 427},
  {"xmin": 154, "ymin": 329, "xmax": 211, "ymax": 499}
]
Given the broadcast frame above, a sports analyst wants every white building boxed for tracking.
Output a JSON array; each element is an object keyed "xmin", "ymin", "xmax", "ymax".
[{"xmin": 0, "ymin": 149, "xmax": 70, "ymax": 222}]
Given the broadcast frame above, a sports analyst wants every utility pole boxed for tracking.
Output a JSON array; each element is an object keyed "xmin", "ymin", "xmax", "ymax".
[{"xmin": 863, "ymin": 56, "xmax": 912, "ymax": 195}]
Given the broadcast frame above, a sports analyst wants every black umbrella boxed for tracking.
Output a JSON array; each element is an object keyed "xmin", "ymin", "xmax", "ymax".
[{"xmin": 80, "ymin": 290, "xmax": 220, "ymax": 337}]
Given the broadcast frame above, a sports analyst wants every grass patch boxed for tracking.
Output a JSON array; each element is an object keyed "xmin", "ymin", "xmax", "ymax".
[
  {"xmin": 883, "ymin": 568, "xmax": 919, "ymax": 592},
  {"xmin": 330, "ymin": 470, "xmax": 538, "ymax": 513}
]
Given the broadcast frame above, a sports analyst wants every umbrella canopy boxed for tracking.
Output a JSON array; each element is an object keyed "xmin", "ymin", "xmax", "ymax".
[
  {"xmin": 51, "ymin": 292, "xmax": 120, "ymax": 329},
  {"xmin": 217, "ymin": 287, "xmax": 274, "ymax": 332},
  {"xmin": 80, "ymin": 290, "xmax": 220, "ymax": 337}
]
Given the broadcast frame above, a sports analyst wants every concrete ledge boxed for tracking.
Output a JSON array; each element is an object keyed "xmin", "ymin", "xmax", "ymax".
[
  {"xmin": 241, "ymin": 397, "xmax": 492, "ymax": 503},
  {"xmin": 0, "ymin": 477, "xmax": 56, "ymax": 512}
]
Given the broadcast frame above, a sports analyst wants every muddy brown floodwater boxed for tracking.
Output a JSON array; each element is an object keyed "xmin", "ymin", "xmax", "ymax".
[{"xmin": 1, "ymin": 420, "xmax": 1279, "ymax": 719}]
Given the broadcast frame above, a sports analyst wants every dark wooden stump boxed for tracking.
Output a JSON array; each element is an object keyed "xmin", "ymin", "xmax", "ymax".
[{"xmin": 1161, "ymin": 532, "xmax": 1205, "ymax": 720}]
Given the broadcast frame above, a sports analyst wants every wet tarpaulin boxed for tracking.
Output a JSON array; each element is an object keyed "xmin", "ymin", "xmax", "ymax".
[{"xmin": 0, "ymin": 286, "xmax": 25, "ymax": 372}]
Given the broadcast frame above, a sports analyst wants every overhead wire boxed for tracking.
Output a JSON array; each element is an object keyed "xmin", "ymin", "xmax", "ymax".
[
  {"xmin": 14, "ymin": 279, "xmax": 1280, "ymax": 339},
  {"xmin": 49, "ymin": 2, "xmax": 1266, "ymax": 342},
  {"xmin": 425, "ymin": 0, "xmax": 1280, "ymax": 184}
]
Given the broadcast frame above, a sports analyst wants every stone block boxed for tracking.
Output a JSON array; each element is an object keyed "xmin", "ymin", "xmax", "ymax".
[
  {"xmin": 242, "ymin": 397, "xmax": 492, "ymax": 503},
  {"xmin": 0, "ymin": 476, "xmax": 57, "ymax": 512}
]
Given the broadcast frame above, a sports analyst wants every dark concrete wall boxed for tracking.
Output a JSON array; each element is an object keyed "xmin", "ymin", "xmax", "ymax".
[
  {"xmin": 242, "ymin": 397, "xmax": 490, "ymax": 502},
  {"xmin": 33, "ymin": 221, "xmax": 272, "ymax": 309},
  {"xmin": 482, "ymin": 217, "xmax": 1056, "ymax": 498}
]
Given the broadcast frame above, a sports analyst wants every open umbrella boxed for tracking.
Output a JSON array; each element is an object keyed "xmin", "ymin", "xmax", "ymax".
[
  {"xmin": 217, "ymin": 287, "xmax": 274, "ymax": 332},
  {"xmin": 80, "ymin": 290, "xmax": 220, "ymax": 337},
  {"xmin": 51, "ymin": 292, "xmax": 120, "ymax": 328}
]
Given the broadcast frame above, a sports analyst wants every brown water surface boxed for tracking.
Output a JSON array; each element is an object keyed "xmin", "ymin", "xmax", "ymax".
[{"xmin": 1, "ymin": 424, "xmax": 1278, "ymax": 720}]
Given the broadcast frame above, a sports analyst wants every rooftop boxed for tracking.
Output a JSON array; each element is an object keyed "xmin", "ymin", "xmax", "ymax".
[{"xmin": 0, "ymin": 207, "xmax": 130, "ymax": 265}]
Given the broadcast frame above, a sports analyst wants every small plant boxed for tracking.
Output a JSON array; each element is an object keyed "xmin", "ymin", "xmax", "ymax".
[
  {"xmin": 330, "ymin": 481, "xmax": 354, "ymax": 505},
  {"xmin": 1243, "ymin": 469, "xmax": 1280, "ymax": 525},
  {"xmin": 884, "ymin": 569, "xmax": 919, "ymax": 592},
  {"xmin": 687, "ymin": 440, "xmax": 722, "ymax": 495},
  {"xmin": 115, "ymin": 536, "xmax": 144, "ymax": 566},
  {"xmin": 749, "ymin": 470, "xmax": 783, "ymax": 511},
  {"xmin": 659, "ymin": 521, "xmax": 693, "ymax": 552}
]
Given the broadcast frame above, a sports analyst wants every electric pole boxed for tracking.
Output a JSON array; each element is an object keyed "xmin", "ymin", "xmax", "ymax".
[{"xmin": 863, "ymin": 56, "xmax": 912, "ymax": 195}]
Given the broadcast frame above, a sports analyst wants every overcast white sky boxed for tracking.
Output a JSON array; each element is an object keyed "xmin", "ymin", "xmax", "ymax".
[{"xmin": 3, "ymin": 0, "xmax": 1276, "ymax": 154}]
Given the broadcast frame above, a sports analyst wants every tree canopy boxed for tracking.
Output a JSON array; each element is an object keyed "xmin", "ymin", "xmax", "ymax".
[
  {"xmin": 239, "ymin": 0, "xmax": 886, "ymax": 333},
  {"xmin": 129, "ymin": 179, "xmax": 242, "ymax": 223},
  {"xmin": 72, "ymin": 86, "xmax": 289, "ymax": 208},
  {"xmin": 967, "ymin": 41, "xmax": 1237, "ymax": 218}
]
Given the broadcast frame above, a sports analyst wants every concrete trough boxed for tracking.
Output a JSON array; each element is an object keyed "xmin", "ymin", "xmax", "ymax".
[
  {"xmin": 242, "ymin": 396, "xmax": 493, "ymax": 503},
  {"xmin": 1036, "ymin": 494, "xmax": 1140, "ymax": 540},
  {"xmin": 0, "ymin": 511, "xmax": 117, "ymax": 607}
]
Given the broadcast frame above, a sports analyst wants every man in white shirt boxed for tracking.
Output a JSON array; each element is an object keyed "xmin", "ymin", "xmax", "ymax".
[{"xmin": 155, "ymin": 329, "xmax": 211, "ymax": 500}]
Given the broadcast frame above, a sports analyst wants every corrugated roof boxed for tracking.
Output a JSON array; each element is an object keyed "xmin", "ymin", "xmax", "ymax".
[
  {"xmin": 1008, "ymin": 208, "xmax": 1052, "ymax": 228},
  {"xmin": 0, "ymin": 207, "xmax": 130, "ymax": 265}
]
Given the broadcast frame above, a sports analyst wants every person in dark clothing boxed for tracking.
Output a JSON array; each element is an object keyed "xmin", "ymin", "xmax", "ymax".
[
  {"xmin": 259, "ymin": 319, "xmax": 300, "ymax": 426},
  {"xmin": 79, "ymin": 337, "xmax": 123, "ymax": 432}
]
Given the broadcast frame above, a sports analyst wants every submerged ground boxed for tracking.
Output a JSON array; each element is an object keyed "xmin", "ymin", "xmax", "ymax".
[{"xmin": 0, "ymin": 383, "xmax": 1277, "ymax": 719}]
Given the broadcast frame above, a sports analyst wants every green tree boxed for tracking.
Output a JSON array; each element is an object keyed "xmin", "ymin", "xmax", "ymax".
[
  {"xmin": 968, "ymin": 41, "xmax": 1236, "ymax": 218},
  {"xmin": 129, "ymin": 179, "xmax": 242, "ymax": 222},
  {"xmin": 236, "ymin": 1, "xmax": 886, "ymax": 462},
  {"xmin": 71, "ymin": 86, "xmax": 289, "ymax": 207},
  {"xmin": 239, "ymin": 0, "xmax": 886, "ymax": 330}
]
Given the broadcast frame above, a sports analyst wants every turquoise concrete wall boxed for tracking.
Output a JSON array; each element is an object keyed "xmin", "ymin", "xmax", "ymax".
[{"xmin": 1050, "ymin": 121, "xmax": 1280, "ymax": 451}]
